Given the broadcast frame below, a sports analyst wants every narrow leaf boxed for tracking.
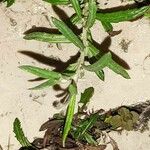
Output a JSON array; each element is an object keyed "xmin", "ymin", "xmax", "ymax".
[
  {"xmin": 70, "ymin": 0, "xmax": 82, "ymax": 19},
  {"xmin": 87, "ymin": 43, "xmax": 105, "ymax": 81},
  {"xmin": 19, "ymin": 65, "xmax": 61, "ymax": 80},
  {"xmin": 70, "ymin": 14, "xmax": 81, "ymax": 25},
  {"xmin": 95, "ymin": 70, "xmax": 105, "ymax": 81},
  {"xmin": 79, "ymin": 114, "xmax": 99, "ymax": 137},
  {"xmin": 43, "ymin": 0, "xmax": 69, "ymax": 5},
  {"xmin": 87, "ymin": 42, "xmax": 103, "ymax": 58},
  {"xmin": 101, "ymin": 21, "xmax": 113, "ymax": 32},
  {"xmin": 107, "ymin": 59, "xmax": 130, "ymax": 79},
  {"xmin": 86, "ymin": 0, "xmax": 97, "ymax": 28},
  {"xmin": 13, "ymin": 118, "xmax": 32, "ymax": 147},
  {"xmin": 144, "ymin": 7, "xmax": 150, "ymax": 18},
  {"xmin": 96, "ymin": 6, "xmax": 149, "ymax": 23},
  {"xmin": 29, "ymin": 79, "xmax": 59, "ymax": 90},
  {"xmin": 62, "ymin": 62, "xmax": 78, "ymax": 77},
  {"xmin": 83, "ymin": 52, "xmax": 112, "ymax": 72},
  {"xmin": 83, "ymin": 132, "xmax": 97, "ymax": 145},
  {"xmin": 62, "ymin": 82, "xmax": 77, "ymax": 147},
  {"xmin": 80, "ymin": 87, "xmax": 94, "ymax": 106},
  {"xmin": 24, "ymin": 32, "xmax": 70, "ymax": 43},
  {"xmin": 52, "ymin": 17, "xmax": 84, "ymax": 50}
]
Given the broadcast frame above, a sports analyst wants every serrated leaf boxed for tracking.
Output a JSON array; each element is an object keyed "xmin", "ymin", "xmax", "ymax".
[
  {"xmin": 107, "ymin": 59, "xmax": 130, "ymax": 79},
  {"xmin": 43, "ymin": 0, "xmax": 69, "ymax": 5},
  {"xmin": 96, "ymin": 6, "xmax": 149, "ymax": 23},
  {"xmin": 52, "ymin": 17, "xmax": 84, "ymax": 50},
  {"xmin": 70, "ymin": 0, "xmax": 82, "ymax": 19},
  {"xmin": 24, "ymin": 32, "xmax": 70, "ymax": 43},
  {"xmin": 80, "ymin": 87, "xmax": 94, "ymax": 106},
  {"xmin": 19, "ymin": 65, "xmax": 61, "ymax": 80},
  {"xmin": 86, "ymin": 0, "xmax": 97, "ymax": 28},
  {"xmin": 62, "ymin": 82, "xmax": 77, "ymax": 147},
  {"xmin": 13, "ymin": 118, "xmax": 32, "ymax": 147},
  {"xmin": 83, "ymin": 52, "xmax": 112, "ymax": 72},
  {"xmin": 29, "ymin": 79, "xmax": 59, "ymax": 90}
]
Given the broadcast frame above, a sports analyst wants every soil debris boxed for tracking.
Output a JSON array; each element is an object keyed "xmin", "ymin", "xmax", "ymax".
[
  {"xmin": 119, "ymin": 39, "xmax": 132, "ymax": 53},
  {"xmin": 20, "ymin": 101, "xmax": 150, "ymax": 150}
]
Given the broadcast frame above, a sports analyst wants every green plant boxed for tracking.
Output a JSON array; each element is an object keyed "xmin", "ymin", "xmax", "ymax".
[
  {"xmin": 12, "ymin": 0, "xmax": 150, "ymax": 148},
  {"xmin": 1, "ymin": 0, "xmax": 15, "ymax": 7},
  {"xmin": 13, "ymin": 118, "xmax": 32, "ymax": 147}
]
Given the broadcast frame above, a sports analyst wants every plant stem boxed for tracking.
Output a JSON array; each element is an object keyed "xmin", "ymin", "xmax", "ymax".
[
  {"xmin": 82, "ymin": 2, "xmax": 89, "ymax": 56},
  {"xmin": 73, "ymin": 1, "xmax": 89, "ymax": 83}
]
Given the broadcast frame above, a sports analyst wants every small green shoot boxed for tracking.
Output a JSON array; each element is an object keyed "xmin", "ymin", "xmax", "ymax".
[
  {"xmin": 62, "ymin": 82, "xmax": 77, "ymax": 147},
  {"xmin": 13, "ymin": 118, "xmax": 32, "ymax": 147}
]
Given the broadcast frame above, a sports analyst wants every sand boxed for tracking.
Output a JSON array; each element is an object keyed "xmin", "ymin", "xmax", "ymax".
[{"xmin": 0, "ymin": 0, "xmax": 150, "ymax": 149}]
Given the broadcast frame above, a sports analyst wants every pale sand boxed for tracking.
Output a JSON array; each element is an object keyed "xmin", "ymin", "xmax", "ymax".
[{"xmin": 0, "ymin": 0, "xmax": 150, "ymax": 149}]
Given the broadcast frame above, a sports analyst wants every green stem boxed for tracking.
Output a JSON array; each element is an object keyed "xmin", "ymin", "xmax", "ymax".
[{"xmin": 73, "ymin": 1, "xmax": 89, "ymax": 82}]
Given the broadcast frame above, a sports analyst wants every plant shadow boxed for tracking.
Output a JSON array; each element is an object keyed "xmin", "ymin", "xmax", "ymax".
[
  {"xmin": 18, "ymin": 51, "xmax": 80, "ymax": 73},
  {"xmin": 19, "ymin": 146, "xmax": 36, "ymax": 150},
  {"xmin": 52, "ymin": 5, "xmax": 82, "ymax": 35},
  {"xmin": 92, "ymin": 36, "xmax": 130, "ymax": 70}
]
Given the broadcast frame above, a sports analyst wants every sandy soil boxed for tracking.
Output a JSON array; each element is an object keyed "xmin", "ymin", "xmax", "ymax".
[{"xmin": 0, "ymin": 0, "xmax": 150, "ymax": 149}]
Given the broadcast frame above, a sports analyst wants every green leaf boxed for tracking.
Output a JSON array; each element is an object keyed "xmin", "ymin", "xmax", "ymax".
[
  {"xmin": 87, "ymin": 44, "xmax": 99, "ymax": 58},
  {"xmin": 80, "ymin": 87, "xmax": 94, "ymax": 106},
  {"xmin": 70, "ymin": 14, "xmax": 81, "ymax": 25},
  {"xmin": 96, "ymin": 6, "xmax": 149, "ymax": 23},
  {"xmin": 105, "ymin": 115, "xmax": 122, "ymax": 129},
  {"xmin": 24, "ymin": 32, "xmax": 70, "ymax": 43},
  {"xmin": 13, "ymin": 118, "xmax": 32, "ymax": 147},
  {"xmin": 85, "ymin": 50, "xmax": 130, "ymax": 79},
  {"xmin": 87, "ymin": 43, "xmax": 105, "ymax": 81},
  {"xmin": 62, "ymin": 63, "xmax": 78, "ymax": 77},
  {"xmin": 3, "ymin": 0, "xmax": 15, "ymax": 7},
  {"xmin": 118, "ymin": 107, "xmax": 132, "ymax": 121},
  {"xmin": 19, "ymin": 65, "xmax": 61, "ymax": 80},
  {"xmin": 29, "ymin": 79, "xmax": 59, "ymax": 90},
  {"xmin": 75, "ymin": 114, "xmax": 99, "ymax": 139},
  {"xmin": 52, "ymin": 17, "xmax": 84, "ymax": 50},
  {"xmin": 83, "ymin": 52, "xmax": 112, "ymax": 72},
  {"xmin": 101, "ymin": 21, "xmax": 113, "ymax": 32},
  {"xmin": 95, "ymin": 70, "xmax": 105, "ymax": 81},
  {"xmin": 131, "ymin": 111, "xmax": 139, "ymax": 124},
  {"xmin": 87, "ymin": 42, "xmax": 103, "ymax": 58},
  {"xmin": 43, "ymin": 0, "xmax": 69, "ymax": 5},
  {"xmin": 83, "ymin": 132, "xmax": 97, "ymax": 145},
  {"xmin": 144, "ymin": 7, "xmax": 150, "ymax": 18},
  {"xmin": 107, "ymin": 59, "xmax": 130, "ymax": 79},
  {"xmin": 122, "ymin": 119, "xmax": 133, "ymax": 131},
  {"xmin": 62, "ymin": 82, "xmax": 77, "ymax": 147},
  {"xmin": 70, "ymin": 0, "xmax": 82, "ymax": 19},
  {"xmin": 86, "ymin": 0, "xmax": 97, "ymax": 28}
]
